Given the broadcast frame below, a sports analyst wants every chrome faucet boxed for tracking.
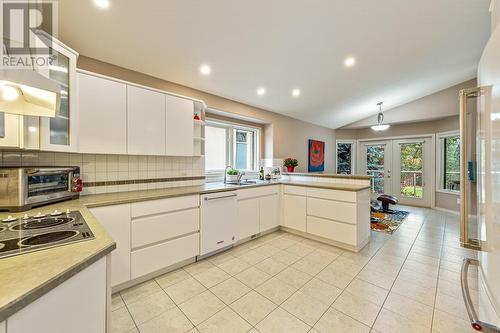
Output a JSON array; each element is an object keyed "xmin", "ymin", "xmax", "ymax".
[
  {"xmin": 237, "ymin": 171, "xmax": 246, "ymax": 184},
  {"xmin": 224, "ymin": 165, "xmax": 232, "ymax": 184}
]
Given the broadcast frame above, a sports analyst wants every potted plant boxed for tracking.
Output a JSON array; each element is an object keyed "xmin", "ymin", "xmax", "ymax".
[
  {"xmin": 226, "ymin": 168, "xmax": 240, "ymax": 182},
  {"xmin": 283, "ymin": 158, "xmax": 298, "ymax": 172}
]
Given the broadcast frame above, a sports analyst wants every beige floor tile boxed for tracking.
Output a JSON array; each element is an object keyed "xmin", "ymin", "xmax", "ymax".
[
  {"xmin": 272, "ymin": 250, "xmax": 302, "ymax": 265},
  {"xmin": 356, "ymin": 267, "xmax": 397, "ymax": 290},
  {"xmin": 210, "ymin": 277, "xmax": 251, "ymax": 304},
  {"xmin": 314, "ymin": 307, "xmax": 370, "ymax": 333},
  {"xmin": 111, "ymin": 307, "xmax": 136, "ymax": 333},
  {"xmin": 332, "ymin": 291, "xmax": 381, "ymax": 327},
  {"xmin": 373, "ymin": 308, "xmax": 430, "ymax": 333},
  {"xmin": 299, "ymin": 278, "xmax": 342, "ymax": 306},
  {"xmin": 165, "ymin": 277, "xmax": 206, "ymax": 304},
  {"xmin": 275, "ymin": 267, "xmax": 312, "ymax": 289},
  {"xmin": 208, "ymin": 251, "xmax": 236, "ymax": 266},
  {"xmin": 397, "ymin": 268, "xmax": 437, "ymax": 289},
  {"xmin": 340, "ymin": 251, "xmax": 372, "ymax": 266},
  {"xmin": 281, "ymin": 291, "xmax": 329, "ymax": 325},
  {"xmin": 236, "ymin": 266, "xmax": 272, "ymax": 289},
  {"xmin": 178, "ymin": 290, "xmax": 225, "ymax": 325},
  {"xmin": 127, "ymin": 290, "xmax": 176, "ymax": 325},
  {"xmin": 268, "ymin": 237, "xmax": 297, "ymax": 250},
  {"xmin": 238, "ymin": 250, "xmax": 268, "ymax": 265},
  {"xmin": 120, "ymin": 280, "xmax": 162, "ymax": 305},
  {"xmin": 138, "ymin": 306, "xmax": 193, "ymax": 333},
  {"xmin": 155, "ymin": 269, "xmax": 190, "ymax": 289},
  {"xmin": 345, "ymin": 279, "xmax": 389, "ymax": 306},
  {"xmin": 111, "ymin": 293, "xmax": 125, "ymax": 311},
  {"xmin": 217, "ymin": 257, "xmax": 251, "ymax": 275},
  {"xmin": 391, "ymin": 278, "xmax": 436, "ymax": 306},
  {"xmin": 256, "ymin": 307, "xmax": 310, "ymax": 333},
  {"xmin": 402, "ymin": 259, "xmax": 439, "ymax": 278},
  {"xmin": 432, "ymin": 309, "xmax": 476, "ymax": 333},
  {"xmin": 197, "ymin": 307, "xmax": 251, "ymax": 333},
  {"xmin": 229, "ymin": 243, "xmax": 252, "ymax": 256},
  {"xmin": 254, "ymin": 257, "xmax": 288, "ymax": 276},
  {"xmin": 193, "ymin": 266, "xmax": 231, "ymax": 288},
  {"xmin": 316, "ymin": 265, "xmax": 357, "ymax": 289},
  {"xmin": 230, "ymin": 290, "xmax": 277, "ymax": 325},
  {"xmin": 291, "ymin": 257, "xmax": 329, "ymax": 275},
  {"xmin": 285, "ymin": 242, "xmax": 315, "ymax": 257},
  {"xmin": 304, "ymin": 249, "xmax": 340, "ymax": 265},
  {"xmin": 253, "ymin": 244, "xmax": 282, "ymax": 257},
  {"xmin": 383, "ymin": 292, "xmax": 433, "ymax": 328},
  {"xmin": 256, "ymin": 277, "xmax": 297, "ymax": 305},
  {"xmin": 184, "ymin": 260, "xmax": 216, "ymax": 276},
  {"xmin": 435, "ymin": 291, "xmax": 469, "ymax": 317}
]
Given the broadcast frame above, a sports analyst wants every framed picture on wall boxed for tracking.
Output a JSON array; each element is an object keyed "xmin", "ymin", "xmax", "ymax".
[{"xmin": 308, "ymin": 139, "xmax": 325, "ymax": 172}]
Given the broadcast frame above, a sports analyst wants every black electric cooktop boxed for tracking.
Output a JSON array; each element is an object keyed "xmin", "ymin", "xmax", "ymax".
[{"xmin": 0, "ymin": 210, "xmax": 94, "ymax": 259}]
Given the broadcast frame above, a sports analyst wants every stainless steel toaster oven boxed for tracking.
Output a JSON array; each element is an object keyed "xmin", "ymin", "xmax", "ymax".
[{"xmin": 0, "ymin": 167, "xmax": 82, "ymax": 211}]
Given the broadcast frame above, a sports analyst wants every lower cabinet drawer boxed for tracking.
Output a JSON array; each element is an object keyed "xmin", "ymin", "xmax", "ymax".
[
  {"xmin": 130, "ymin": 233, "xmax": 199, "ymax": 279},
  {"xmin": 131, "ymin": 208, "xmax": 199, "ymax": 248},
  {"xmin": 307, "ymin": 197, "xmax": 356, "ymax": 224},
  {"xmin": 307, "ymin": 216, "xmax": 356, "ymax": 245}
]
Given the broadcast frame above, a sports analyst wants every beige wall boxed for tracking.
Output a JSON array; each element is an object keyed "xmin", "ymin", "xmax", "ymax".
[
  {"xmin": 77, "ymin": 56, "xmax": 336, "ymax": 172},
  {"xmin": 337, "ymin": 116, "xmax": 460, "ymax": 212}
]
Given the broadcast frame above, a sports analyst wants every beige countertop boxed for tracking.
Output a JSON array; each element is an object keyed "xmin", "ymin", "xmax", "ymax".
[
  {"xmin": 0, "ymin": 179, "xmax": 370, "ymax": 321},
  {"xmin": 282, "ymin": 172, "xmax": 371, "ymax": 180},
  {"xmin": 0, "ymin": 201, "xmax": 116, "ymax": 322}
]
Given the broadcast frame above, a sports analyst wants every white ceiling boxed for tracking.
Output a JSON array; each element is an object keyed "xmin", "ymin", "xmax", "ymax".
[{"xmin": 58, "ymin": 0, "xmax": 491, "ymax": 129}]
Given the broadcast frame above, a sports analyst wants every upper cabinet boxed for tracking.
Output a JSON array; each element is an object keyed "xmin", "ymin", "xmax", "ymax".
[
  {"xmin": 165, "ymin": 95, "xmax": 194, "ymax": 156},
  {"xmin": 0, "ymin": 39, "xmax": 78, "ymax": 151},
  {"xmin": 76, "ymin": 71, "xmax": 204, "ymax": 156},
  {"xmin": 127, "ymin": 86, "xmax": 166, "ymax": 155},
  {"xmin": 39, "ymin": 40, "xmax": 79, "ymax": 152},
  {"xmin": 77, "ymin": 72, "xmax": 127, "ymax": 154}
]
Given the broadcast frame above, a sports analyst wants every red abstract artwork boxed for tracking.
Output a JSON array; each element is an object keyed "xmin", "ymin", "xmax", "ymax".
[{"xmin": 308, "ymin": 139, "xmax": 325, "ymax": 172}]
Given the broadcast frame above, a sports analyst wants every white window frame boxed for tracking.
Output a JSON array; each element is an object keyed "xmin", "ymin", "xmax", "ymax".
[
  {"xmin": 205, "ymin": 119, "xmax": 260, "ymax": 174},
  {"xmin": 436, "ymin": 131, "xmax": 460, "ymax": 195},
  {"xmin": 335, "ymin": 139, "xmax": 357, "ymax": 175}
]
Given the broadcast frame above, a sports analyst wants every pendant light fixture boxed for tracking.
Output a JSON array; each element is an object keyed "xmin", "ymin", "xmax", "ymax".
[{"xmin": 370, "ymin": 102, "xmax": 390, "ymax": 131}]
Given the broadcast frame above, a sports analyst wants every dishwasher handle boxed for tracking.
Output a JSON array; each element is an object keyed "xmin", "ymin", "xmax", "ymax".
[
  {"xmin": 461, "ymin": 258, "xmax": 500, "ymax": 333},
  {"xmin": 203, "ymin": 193, "xmax": 237, "ymax": 201}
]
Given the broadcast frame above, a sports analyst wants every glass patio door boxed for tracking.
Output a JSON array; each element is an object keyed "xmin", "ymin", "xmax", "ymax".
[
  {"xmin": 393, "ymin": 139, "xmax": 432, "ymax": 207},
  {"xmin": 360, "ymin": 138, "xmax": 432, "ymax": 207},
  {"xmin": 360, "ymin": 141, "xmax": 392, "ymax": 198}
]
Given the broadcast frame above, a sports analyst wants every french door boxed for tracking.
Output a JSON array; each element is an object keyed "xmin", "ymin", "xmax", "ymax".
[{"xmin": 359, "ymin": 137, "xmax": 432, "ymax": 207}]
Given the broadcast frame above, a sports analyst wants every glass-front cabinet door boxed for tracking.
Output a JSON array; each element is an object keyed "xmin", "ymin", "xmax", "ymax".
[{"xmin": 39, "ymin": 39, "xmax": 78, "ymax": 152}]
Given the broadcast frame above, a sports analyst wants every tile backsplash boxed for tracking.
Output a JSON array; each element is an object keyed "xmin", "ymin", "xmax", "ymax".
[{"xmin": 0, "ymin": 151, "xmax": 205, "ymax": 196}]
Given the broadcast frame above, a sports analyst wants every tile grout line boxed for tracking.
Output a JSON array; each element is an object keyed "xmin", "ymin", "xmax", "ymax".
[{"xmin": 367, "ymin": 208, "xmax": 431, "ymax": 331}]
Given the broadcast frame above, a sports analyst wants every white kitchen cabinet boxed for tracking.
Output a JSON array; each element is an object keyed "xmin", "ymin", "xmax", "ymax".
[
  {"xmin": 259, "ymin": 193, "xmax": 280, "ymax": 232},
  {"xmin": 0, "ymin": 320, "xmax": 5, "ymax": 333},
  {"xmin": 132, "ymin": 208, "xmax": 199, "ymax": 248},
  {"xmin": 77, "ymin": 72, "xmax": 127, "ymax": 154},
  {"xmin": 6, "ymin": 257, "xmax": 107, "ymax": 333},
  {"xmin": 131, "ymin": 233, "xmax": 199, "ymax": 279},
  {"xmin": 165, "ymin": 95, "xmax": 194, "ymax": 156},
  {"xmin": 90, "ymin": 205, "xmax": 131, "ymax": 287},
  {"xmin": 237, "ymin": 198, "xmax": 260, "ymax": 240},
  {"xmin": 127, "ymin": 86, "xmax": 166, "ymax": 155},
  {"xmin": 0, "ymin": 113, "xmax": 20, "ymax": 147},
  {"xmin": 283, "ymin": 194, "xmax": 306, "ymax": 232}
]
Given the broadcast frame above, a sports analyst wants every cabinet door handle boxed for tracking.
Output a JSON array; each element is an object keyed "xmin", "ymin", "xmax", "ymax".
[
  {"xmin": 461, "ymin": 258, "xmax": 500, "ymax": 333},
  {"xmin": 216, "ymin": 240, "xmax": 224, "ymax": 244},
  {"xmin": 204, "ymin": 193, "xmax": 237, "ymax": 201}
]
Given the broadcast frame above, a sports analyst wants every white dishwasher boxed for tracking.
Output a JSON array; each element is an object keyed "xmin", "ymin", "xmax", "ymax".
[{"xmin": 200, "ymin": 191, "xmax": 237, "ymax": 256}]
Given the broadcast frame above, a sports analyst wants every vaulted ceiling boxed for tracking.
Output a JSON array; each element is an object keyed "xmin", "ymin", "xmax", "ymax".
[{"xmin": 58, "ymin": 0, "xmax": 491, "ymax": 128}]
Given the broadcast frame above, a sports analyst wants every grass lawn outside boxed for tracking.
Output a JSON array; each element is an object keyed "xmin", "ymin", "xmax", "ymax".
[{"xmin": 401, "ymin": 186, "xmax": 423, "ymax": 198}]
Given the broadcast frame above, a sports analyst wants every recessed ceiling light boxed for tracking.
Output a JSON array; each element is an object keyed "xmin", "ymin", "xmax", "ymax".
[
  {"xmin": 344, "ymin": 57, "xmax": 356, "ymax": 67},
  {"xmin": 93, "ymin": 0, "xmax": 110, "ymax": 9},
  {"xmin": 292, "ymin": 88, "xmax": 301, "ymax": 97},
  {"xmin": 257, "ymin": 87, "xmax": 266, "ymax": 96},
  {"xmin": 200, "ymin": 64, "xmax": 211, "ymax": 76}
]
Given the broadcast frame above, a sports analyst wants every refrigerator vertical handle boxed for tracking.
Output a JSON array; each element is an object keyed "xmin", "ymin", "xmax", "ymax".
[
  {"xmin": 459, "ymin": 88, "xmax": 482, "ymax": 250},
  {"xmin": 461, "ymin": 258, "xmax": 500, "ymax": 333},
  {"xmin": 0, "ymin": 112, "xmax": 5, "ymax": 138}
]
